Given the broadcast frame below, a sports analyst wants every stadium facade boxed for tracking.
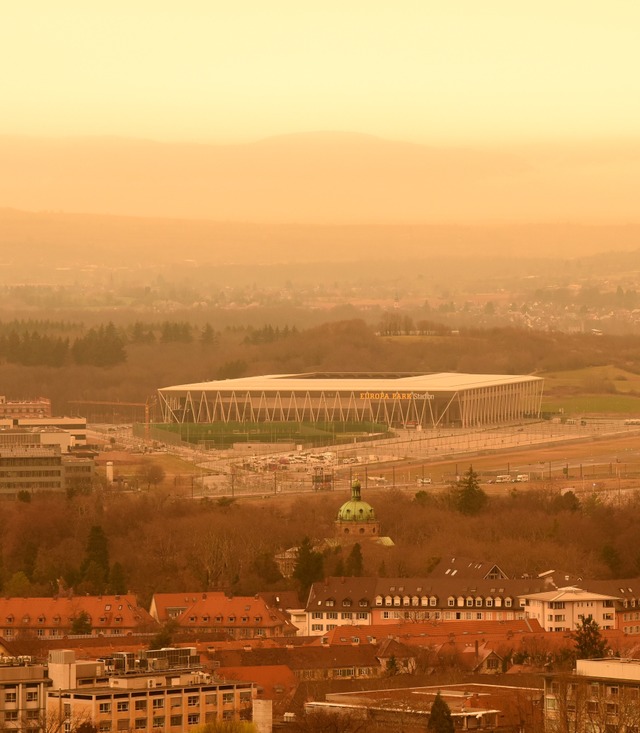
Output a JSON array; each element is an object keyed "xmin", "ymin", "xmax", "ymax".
[{"xmin": 157, "ymin": 372, "xmax": 544, "ymax": 429}]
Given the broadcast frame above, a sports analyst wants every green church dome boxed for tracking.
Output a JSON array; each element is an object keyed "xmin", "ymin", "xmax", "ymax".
[{"xmin": 337, "ymin": 478, "xmax": 377, "ymax": 522}]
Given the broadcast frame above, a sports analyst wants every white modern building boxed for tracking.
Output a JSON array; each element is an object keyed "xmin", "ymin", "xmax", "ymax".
[
  {"xmin": 158, "ymin": 372, "xmax": 543, "ymax": 429},
  {"xmin": 520, "ymin": 586, "xmax": 619, "ymax": 632}
]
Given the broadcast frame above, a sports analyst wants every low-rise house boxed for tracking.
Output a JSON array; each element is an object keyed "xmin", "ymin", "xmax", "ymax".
[
  {"xmin": 0, "ymin": 595, "xmax": 155, "ymax": 641},
  {"xmin": 150, "ymin": 592, "xmax": 296, "ymax": 639},
  {"xmin": 208, "ymin": 643, "xmax": 394, "ymax": 682},
  {"xmin": 305, "ymin": 683, "xmax": 543, "ymax": 732}
]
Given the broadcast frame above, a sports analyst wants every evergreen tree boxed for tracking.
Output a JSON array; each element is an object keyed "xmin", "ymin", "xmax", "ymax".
[
  {"xmin": 572, "ymin": 615, "xmax": 609, "ymax": 659},
  {"xmin": 70, "ymin": 611, "xmax": 92, "ymax": 635},
  {"xmin": 80, "ymin": 526, "xmax": 110, "ymax": 591},
  {"xmin": 453, "ymin": 466, "xmax": 488, "ymax": 515},
  {"xmin": 428, "ymin": 692, "xmax": 454, "ymax": 733},
  {"xmin": 292, "ymin": 537, "xmax": 324, "ymax": 602},
  {"xmin": 109, "ymin": 562, "xmax": 127, "ymax": 595},
  {"xmin": 345, "ymin": 543, "xmax": 363, "ymax": 577}
]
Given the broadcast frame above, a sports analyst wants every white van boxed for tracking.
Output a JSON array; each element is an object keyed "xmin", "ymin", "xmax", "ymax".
[
  {"xmin": 495, "ymin": 474, "xmax": 512, "ymax": 483},
  {"xmin": 516, "ymin": 474, "xmax": 529, "ymax": 482}
]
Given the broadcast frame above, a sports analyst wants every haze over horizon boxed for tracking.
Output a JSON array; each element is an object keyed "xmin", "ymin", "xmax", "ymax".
[{"xmin": 3, "ymin": 2, "xmax": 640, "ymax": 227}]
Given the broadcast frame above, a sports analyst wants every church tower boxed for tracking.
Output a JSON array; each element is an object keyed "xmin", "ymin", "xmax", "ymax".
[{"xmin": 335, "ymin": 477, "xmax": 380, "ymax": 537}]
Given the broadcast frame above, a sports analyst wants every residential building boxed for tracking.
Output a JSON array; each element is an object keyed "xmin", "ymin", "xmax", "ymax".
[
  {"xmin": 46, "ymin": 648, "xmax": 255, "ymax": 732},
  {"xmin": 207, "ymin": 642, "xmax": 406, "ymax": 681},
  {"xmin": 305, "ymin": 578, "xmax": 378, "ymax": 635},
  {"xmin": 0, "ymin": 658, "xmax": 48, "ymax": 732},
  {"xmin": 544, "ymin": 658, "xmax": 640, "ymax": 733},
  {"xmin": 149, "ymin": 592, "xmax": 296, "ymax": 638},
  {"xmin": 520, "ymin": 586, "xmax": 619, "ymax": 632},
  {"xmin": 579, "ymin": 579, "xmax": 640, "ymax": 635},
  {"xmin": 304, "ymin": 576, "xmax": 549, "ymax": 636},
  {"xmin": 0, "ymin": 595, "xmax": 155, "ymax": 641}
]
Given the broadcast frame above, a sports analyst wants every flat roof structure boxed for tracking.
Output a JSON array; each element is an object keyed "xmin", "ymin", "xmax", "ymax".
[{"xmin": 158, "ymin": 372, "xmax": 543, "ymax": 429}]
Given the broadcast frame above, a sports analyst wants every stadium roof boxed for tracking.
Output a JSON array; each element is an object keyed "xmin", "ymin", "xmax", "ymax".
[{"xmin": 160, "ymin": 372, "xmax": 543, "ymax": 393}]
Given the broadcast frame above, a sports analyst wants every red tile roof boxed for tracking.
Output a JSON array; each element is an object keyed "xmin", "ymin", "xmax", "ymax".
[{"xmin": 0, "ymin": 595, "xmax": 154, "ymax": 633}]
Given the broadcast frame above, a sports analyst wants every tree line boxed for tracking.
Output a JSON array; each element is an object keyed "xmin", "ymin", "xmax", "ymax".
[{"xmin": 2, "ymin": 474, "xmax": 640, "ymax": 608}]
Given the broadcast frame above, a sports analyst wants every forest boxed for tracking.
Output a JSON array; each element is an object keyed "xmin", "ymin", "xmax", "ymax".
[
  {"xmin": 2, "ymin": 317, "xmax": 640, "ymax": 415},
  {"xmin": 0, "ymin": 478, "xmax": 637, "ymax": 608}
]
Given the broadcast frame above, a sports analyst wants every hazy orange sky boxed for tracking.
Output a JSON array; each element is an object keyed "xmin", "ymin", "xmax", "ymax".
[{"xmin": 4, "ymin": 1, "xmax": 640, "ymax": 145}]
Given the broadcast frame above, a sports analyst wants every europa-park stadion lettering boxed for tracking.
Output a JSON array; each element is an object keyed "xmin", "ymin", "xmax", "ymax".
[{"xmin": 359, "ymin": 391, "xmax": 435, "ymax": 400}]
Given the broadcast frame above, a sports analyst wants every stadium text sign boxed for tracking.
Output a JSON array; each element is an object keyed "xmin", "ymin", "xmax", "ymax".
[{"xmin": 360, "ymin": 391, "xmax": 434, "ymax": 400}]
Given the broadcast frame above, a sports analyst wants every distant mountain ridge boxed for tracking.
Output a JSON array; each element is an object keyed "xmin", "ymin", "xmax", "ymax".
[{"xmin": 1, "ymin": 133, "xmax": 639, "ymax": 224}]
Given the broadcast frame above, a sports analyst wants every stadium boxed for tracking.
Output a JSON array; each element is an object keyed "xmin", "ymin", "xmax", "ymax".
[{"xmin": 156, "ymin": 372, "xmax": 544, "ymax": 445}]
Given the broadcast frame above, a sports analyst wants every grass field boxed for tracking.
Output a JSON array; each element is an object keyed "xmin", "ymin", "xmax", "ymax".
[{"xmin": 541, "ymin": 365, "xmax": 640, "ymax": 415}]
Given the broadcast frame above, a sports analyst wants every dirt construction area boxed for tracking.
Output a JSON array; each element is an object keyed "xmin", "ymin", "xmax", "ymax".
[
  {"xmin": 92, "ymin": 420, "xmax": 640, "ymax": 501},
  {"xmin": 342, "ymin": 423, "xmax": 640, "ymax": 499}
]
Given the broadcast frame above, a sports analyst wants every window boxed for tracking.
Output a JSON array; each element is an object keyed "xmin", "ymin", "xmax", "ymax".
[
  {"xmin": 222, "ymin": 693, "xmax": 234, "ymax": 704},
  {"xmin": 448, "ymin": 598, "xmax": 455, "ymax": 607},
  {"xmin": 341, "ymin": 612, "xmax": 352, "ymax": 619},
  {"xmin": 311, "ymin": 624, "xmax": 323, "ymax": 631},
  {"xmin": 135, "ymin": 719, "xmax": 147, "ymax": 730},
  {"xmin": 357, "ymin": 612, "xmax": 368, "ymax": 620},
  {"xmin": 99, "ymin": 703, "xmax": 112, "ymax": 714},
  {"xmin": 326, "ymin": 611, "xmax": 338, "ymax": 619},
  {"xmin": 26, "ymin": 691, "xmax": 38, "ymax": 702},
  {"xmin": 326, "ymin": 599, "xmax": 335, "ymax": 607},
  {"xmin": 240, "ymin": 691, "xmax": 252, "ymax": 703},
  {"xmin": 5, "ymin": 692, "xmax": 17, "ymax": 703},
  {"xmin": 466, "ymin": 598, "xmax": 473, "ymax": 607},
  {"xmin": 170, "ymin": 715, "xmax": 183, "ymax": 727},
  {"xmin": 5, "ymin": 712, "xmax": 18, "ymax": 722},
  {"xmin": 171, "ymin": 698, "xmax": 181, "ymax": 708},
  {"xmin": 430, "ymin": 597, "xmax": 437, "ymax": 607},
  {"xmin": 343, "ymin": 599, "xmax": 352, "ymax": 607},
  {"xmin": 99, "ymin": 723, "xmax": 111, "ymax": 732},
  {"xmin": 152, "ymin": 699, "xmax": 164, "ymax": 709},
  {"xmin": 487, "ymin": 658, "xmax": 499, "ymax": 669},
  {"xmin": 152, "ymin": 718, "xmax": 165, "ymax": 728},
  {"xmin": 205, "ymin": 694, "xmax": 217, "ymax": 705},
  {"xmin": 117, "ymin": 721, "xmax": 129, "ymax": 731},
  {"xmin": 135, "ymin": 700, "xmax": 147, "ymax": 711},
  {"xmin": 117, "ymin": 701, "xmax": 129, "ymax": 712},
  {"xmin": 188, "ymin": 696, "xmax": 199, "ymax": 707},
  {"xmin": 312, "ymin": 612, "xmax": 322, "ymax": 619},
  {"xmin": 327, "ymin": 624, "xmax": 337, "ymax": 630}
]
